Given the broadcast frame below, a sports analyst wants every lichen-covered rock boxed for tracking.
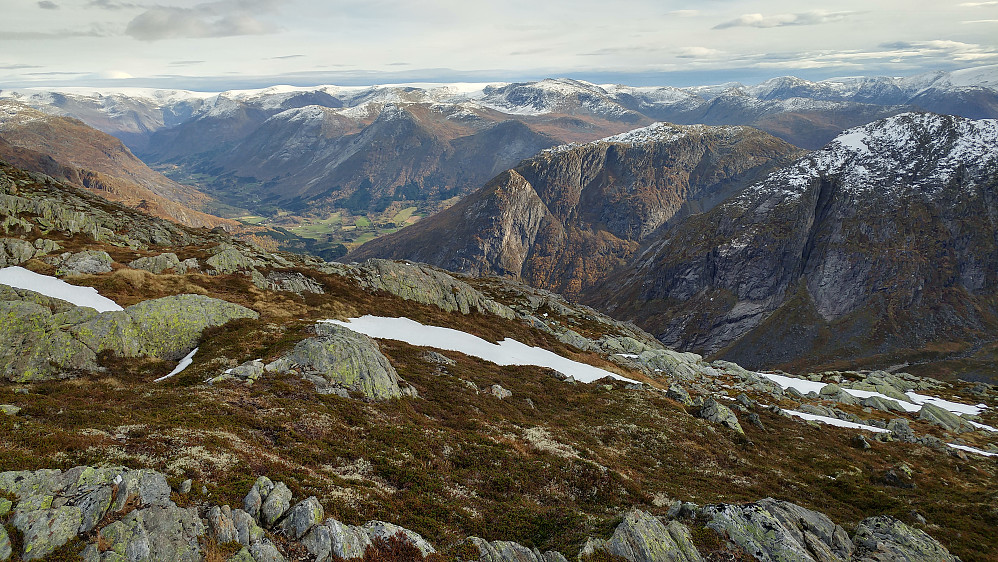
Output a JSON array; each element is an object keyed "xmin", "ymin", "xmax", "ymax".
[
  {"xmin": 98, "ymin": 505, "xmax": 204, "ymax": 562},
  {"xmin": 666, "ymin": 384, "xmax": 694, "ymax": 407},
  {"xmin": 860, "ymin": 396, "xmax": 907, "ymax": 413},
  {"xmin": 207, "ymin": 247, "xmax": 257, "ymax": 274},
  {"xmin": 270, "ymin": 323, "xmax": 412, "ymax": 400},
  {"xmin": 1, "ymin": 287, "xmax": 257, "ymax": 380},
  {"xmin": 704, "ymin": 498, "xmax": 854, "ymax": 562},
  {"xmin": 208, "ymin": 505, "xmax": 238, "ymax": 544},
  {"xmin": 324, "ymin": 259, "xmax": 516, "ymax": 319},
  {"xmin": 918, "ymin": 403, "xmax": 971, "ymax": 433},
  {"xmin": 265, "ymin": 271, "xmax": 324, "ymax": 294},
  {"xmin": 11, "ymin": 506, "xmax": 83, "ymax": 560},
  {"xmin": 55, "ymin": 250, "xmax": 114, "ymax": 276},
  {"xmin": 887, "ymin": 418, "xmax": 917, "ymax": 442},
  {"xmin": 580, "ymin": 509, "xmax": 703, "ymax": 562},
  {"xmin": 0, "ymin": 404, "xmax": 20, "ymax": 416},
  {"xmin": 260, "ymin": 482, "xmax": 292, "ymax": 528},
  {"xmin": 467, "ymin": 537, "xmax": 568, "ymax": 562},
  {"xmin": 249, "ymin": 539, "xmax": 286, "ymax": 562},
  {"xmin": 362, "ymin": 521, "xmax": 436, "ymax": 556},
  {"xmin": 277, "ymin": 497, "xmax": 323, "ymax": 539},
  {"xmin": 0, "ymin": 524, "xmax": 11, "ymax": 561},
  {"xmin": 128, "ymin": 253, "xmax": 181, "ymax": 274},
  {"xmin": 852, "ymin": 516, "xmax": 958, "ymax": 561},
  {"xmin": 489, "ymin": 384, "xmax": 512, "ymax": 399},
  {"xmin": 231, "ymin": 508, "xmax": 264, "ymax": 547},
  {"xmin": 0, "ymin": 237, "xmax": 36, "ymax": 266},
  {"xmin": 73, "ymin": 293, "xmax": 258, "ymax": 361},
  {"xmin": 697, "ymin": 399, "xmax": 745, "ymax": 435}
]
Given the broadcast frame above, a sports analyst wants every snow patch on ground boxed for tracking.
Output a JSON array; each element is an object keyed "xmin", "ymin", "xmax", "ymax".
[
  {"xmin": 785, "ymin": 410, "xmax": 891, "ymax": 433},
  {"xmin": 154, "ymin": 348, "xmax": 198, "ymax": 383},
  {"xmin": 325, "ymin": 316, "xmax": 629, "ymax": 384},
  {"xmin": 0, "ymin": 266, "xmax": 123, "ymax": 312},
  {"xmin": 946, "ymin": 443, "xmax": 998, "ymax": 457}
]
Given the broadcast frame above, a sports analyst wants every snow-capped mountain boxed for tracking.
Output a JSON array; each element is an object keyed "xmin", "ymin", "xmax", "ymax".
[{"xmin": 590, "ymin": 112, "xmax": 998, "ymax": 371}]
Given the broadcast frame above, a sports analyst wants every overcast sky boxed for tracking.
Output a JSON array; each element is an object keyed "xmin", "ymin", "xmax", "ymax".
[{"xmin": 2, "ymin": 0, "xmax": 997, "ymax": 90}]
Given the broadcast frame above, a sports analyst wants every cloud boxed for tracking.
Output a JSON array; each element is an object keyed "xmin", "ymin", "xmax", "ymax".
[
  {"xmin": 99, "ymin": 70, "xmax": 133, "ymax": 79},
  {"xmin": 667, "ymin": 10, "xmax": 699, "ymax": 17},
  {"xmin": 87, "ymin": 0, "xmax": 142, "ymax": 9},
  {"xmin": 676, "ymin": 46, "xmax": 723, "ymax": 59},
  {"xmin": 37, "ymin": 1, "xmax": 60, "ymax": 9},
  {"xmin": 959, "ymin": 1, "xmax": 998, "ymax": 6},
  {"xmin": 0, "ymin": 24, "xmax": 113, "ymax": 40},
  {"xmin": 714, "ymin": 10, "xmax": 857, "ymax": 29},
  {"xmin": 169, "ymin": 60, "xmax": 205, "ymax": 66},
  {"xmin": 125, "ymin": 0, "xmax": 280, "ymax": 41},
  {"xmin": 272, "ymin": 54, "xmax": 304, "ymax": 59},
  {"xmin": 0, "ymin": 64, "xmax": 44, "ymax": 70}
]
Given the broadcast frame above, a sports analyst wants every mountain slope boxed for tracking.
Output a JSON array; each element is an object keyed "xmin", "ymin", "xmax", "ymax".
[
  {"xmin": 588, "ymin": 113, "xmax": 998, "ymax": 375},
  {"xmin": 0, "ymin": 100, "xmax": 236, "ymax": 230},
  {"xmin": 348, "ymin": 123, "xmax": 803, "ymax": 298}
]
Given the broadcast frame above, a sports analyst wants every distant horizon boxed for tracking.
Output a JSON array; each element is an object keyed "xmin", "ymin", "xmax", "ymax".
[
  {"xmin": 3, "ymin": 63, "xmax": 996, "ymax": 94},
  {"xmin": 4, "ymin": 1, "xmax": 997, "ymax": 92}
]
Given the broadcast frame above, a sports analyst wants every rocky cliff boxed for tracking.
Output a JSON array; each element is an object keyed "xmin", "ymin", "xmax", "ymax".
[
  {"xmin": 349, "ymin": 123, "xmax": 802, "ymax": 298},
  {"xmin": 589, "ymin": 112, "xmax": 998, "ymax": 376}
]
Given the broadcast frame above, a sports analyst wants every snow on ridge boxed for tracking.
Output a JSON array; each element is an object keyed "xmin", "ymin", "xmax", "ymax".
[
  {"xmin": 541, "ymin": 122, "xmax": 746, "ymax": 156},
  {"xmin": 0, "ymin": 266, "xmax": 123, "ymax": 312}
]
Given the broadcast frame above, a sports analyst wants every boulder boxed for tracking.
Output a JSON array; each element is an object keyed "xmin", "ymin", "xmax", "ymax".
[
  {"xmin": 0, "ymin": 237, "xmax": 36, "ymax": 266},
  {"xmin": 887, "ymin": 419, "xmax": 917, "ymax": 442},
  {"xmin": 362, "ymin": 521, "xmax": 436, "ymax": 556},
  {"xmin": 264, "ymin": 271, "xmax": 324, "ymax": 294},
  {"xmin": 466, "ymin": 536, "xmax": 568, "ymax": 562},
  {"xmin": 697, "ymin": 399, "xmax": 745, "ymax": 434},
  {"xmin": 128, "ymin": 253, "xmax": 181, "ymax": 274},
  {"xmin": 704, "ymin": 498, "xmax": 854, "ymax": 562},
  {"xmin": 260, "ymin": 482, "xmax": 292, "ymax": 528},
  {"xmin": 206, "ymin": 247, "xmax": 257, "ymax": 274},
  {"xmin": 243, "ymin": 476, "xmax": 273, "ymax": 522},
  {"xmin": 269, "ymin": 323, "xmax": 413, "ymax": 400},
  {"xmin": 0, "ymin": 404, "xmax": 20, "ymax": 416},
  {"xmin": 98, "ymin": 505, "xmax": 204, "ymax": 562},
  {"xmin": 852, "ymin": 516, "xmax": 958, "ymax": 561},
  {"xmin": 490, "ymin": 384, "xmax": 513, "ymax": 399},
  {"xmin": 208, "ymin": 505, "xmax": 238, "ymax": 544},
  {"xmin": 277, "ymin": 496, "xmax": 324, "ymax": 539},
  {"xmin": 666, "ymin": 384, "xmax": 694, "ymax": 407},
  {"xmin": 231, "ymin": 509, "xmax": 264, "ymax": 546},
  {"xmin": 918, "ymin": 403, "xmax": 970, "ymax": 433},
  {"xmin": 860, "ymin": 396, "xmax": 907, "ymax": 413},
  {"xmin": 55, "ymin": 250, "xmax": 113, "ymax": 276},
  {"xmin": 579, "ymin": 510, "xmax": 703, "ymax": 562},
  {"xmin": 248, "ymin": 539, "xmax": 286, "ymax": 562}
]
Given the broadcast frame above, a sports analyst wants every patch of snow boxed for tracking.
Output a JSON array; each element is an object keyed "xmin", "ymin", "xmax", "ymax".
[
  {"xmin": 0, "ymin": 266, "xmax": 123, "ymax": 312},
  {"xmin": 785, "ymin": 410, "xmax": 891, "ymax": 433},
  {"xmin": 324, "ymin": 316, "xmax": 629, "ymax": 384},
  {"xmin": 965, "ymin": 419, "xmax": 998, "ymax": 432},
  {"xmin": 154, "ymin": 348, "xmax": 198, "ymax": 382},
  {"xmin": 946, "ymin": 443, "xmax": 998, "ymax": 457},
  {"xmin": 906, "ymin": 392, "xmax": 987, "ymax": 416}
]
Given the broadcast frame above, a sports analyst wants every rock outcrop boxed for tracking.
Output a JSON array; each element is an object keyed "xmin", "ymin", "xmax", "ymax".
[
  {"xmin": 265, "ymin": 322, "xmax": 416, "ymax": 400},
  {"xmin": 0, "ymin": 466, "xmax": 965, "ymax": 562},
  {"xmin": 580, "ymin": 509, "xmax": 703, "ymax": 562},
  {"xmin": 0, "ymin": 286, "xmax": 257, "ymax": 381}
]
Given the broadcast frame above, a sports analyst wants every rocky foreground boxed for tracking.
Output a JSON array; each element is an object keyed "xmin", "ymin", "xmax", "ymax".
[{"xmin": 0, "ymin": 465, "xmax": 960, "ymax": 562}]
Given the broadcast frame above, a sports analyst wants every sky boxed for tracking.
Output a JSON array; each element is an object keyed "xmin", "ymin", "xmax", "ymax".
[{"xmin": 2, "ymin": 0, "xmax": 998, "ymax": 90}]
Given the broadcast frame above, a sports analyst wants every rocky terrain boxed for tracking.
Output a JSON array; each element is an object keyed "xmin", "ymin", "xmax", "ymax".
[
  {"xmin": 0, "ymin": 156, "xmax": 996, "ymax": 561},
  {"xmin": 589, "ymin": 112, "xmax": 998, "ymax": 380},
  {"xmin": 348, "ymin": 123, "xmax": 802, "ymax": 298}
]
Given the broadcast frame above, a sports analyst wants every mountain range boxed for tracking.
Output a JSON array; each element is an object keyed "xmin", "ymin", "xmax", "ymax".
[
  {"xmin": 3, "ymin": 66, "xmax": 996, "ymax": 218},
  {"xmin": 351, "ymin": 112, "xmax": 998, "ymax": 380}
]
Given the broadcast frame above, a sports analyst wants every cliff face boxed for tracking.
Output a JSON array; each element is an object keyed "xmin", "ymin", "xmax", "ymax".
[
  {"xmin": 589, "ymin": 113, "xmax": 998, "ymax": 371},
  {"xmin": 349, "ymin": 123, "xmax": 802, "ymax": 298}
]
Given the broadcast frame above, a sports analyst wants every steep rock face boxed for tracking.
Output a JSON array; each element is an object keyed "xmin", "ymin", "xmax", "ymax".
[
  {"xmin": 591, "ymin": 113, "xmax": 998, "ymax": 370},
  {"xmin": 350, "ymin": 123, "xmax": 801, "ymax": 298}
]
